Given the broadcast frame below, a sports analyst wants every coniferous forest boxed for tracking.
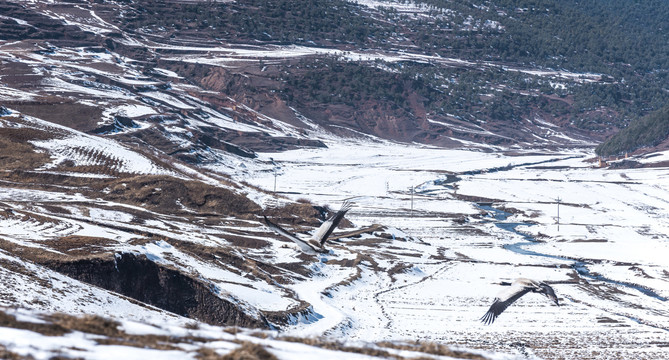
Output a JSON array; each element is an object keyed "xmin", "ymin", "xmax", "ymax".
[{"xmin": 118, "ymin": 0, "xmax": 669, "ymax": 153}]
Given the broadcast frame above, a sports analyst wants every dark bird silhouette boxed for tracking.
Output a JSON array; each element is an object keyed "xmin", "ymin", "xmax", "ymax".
[
  {"xmin": 264, "ymin": 201, "xmax": 353, "ymax": 255},
  {"xmin": 480, "ymin": 278, "xmax": 559, "ymax": 325}
]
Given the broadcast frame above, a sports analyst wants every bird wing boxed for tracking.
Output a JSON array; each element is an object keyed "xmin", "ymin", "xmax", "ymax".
[
  {"xmin": 541, "ymin": 283, "xmax": 560, "ymax": 306},
  {"xmin": 312, "ymin": 200, "xmax": 353, "ymax": 246},
  {"xmin": 263, "ymin": 216, "xmax": 317, "ymax": 255},
  {"xmin": 480, "ymin": 284, "xmax": 532, "ymax": 325}
]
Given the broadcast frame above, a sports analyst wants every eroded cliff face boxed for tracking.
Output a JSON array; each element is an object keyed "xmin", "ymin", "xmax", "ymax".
[{"xmin": 44, "ymin": 253, "xmax": 268, "ymax": 328}]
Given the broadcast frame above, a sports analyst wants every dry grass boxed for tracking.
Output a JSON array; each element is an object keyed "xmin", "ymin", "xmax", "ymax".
[
  {"xmin": 171, "ymin": 237, "xmax": 297, "ymax": 287},
  {"xmin": 263, "ymin": 202, "xmax": 323, "ymax": 227},
  {"xmin": 280, "ymin": 336, "xmax": 396, "ymax": 358},
  {"xmin": 329, "ymin": 224, "xmax": 385, "ymax": 240},
  {"xmin": 377, "ymin": 341, "xmax": 488, "ymax": 360},
  {"xmin": 95, "ymin": 175, "xmax": 261, "ymax": 216},
  {"xmin": 0, "ymin": 169, "xmax": 113, "ymax": 195},
  {"xmin": 8, "ymin": 101, "xmax": 103, "ymax": 132},
  {"xmin": 386, "ymin": 262, "xmax": 415, "ymax": 281},
  {"xmin": 170, "ymin": 239, "xmax": 257, "ymax": 273},
  {"xmin": 47, "ymin": 313, "xmax": 122, "ymax": 337},
  {"xmin": 0, "ymin": 308, "xmax": 199, "ymax": 352},
  {"xmin": 220, "ymin": 341, "xmax": 278, "ymax": 360},
  {"xmin": 0, "ymin": 309, "xmax": 70, "ymax": 336},
  {"xmin": 0, "ymin": 257, "xmax": 52, "ymax": 292},
  {"xmin": 221, "ymin": 234, "xmax": 272, "ymax": 249},
  {"xmin": 0, "ymin": 307, "xmax": 489, "ymax": 360},
  {"xmin": 38, "ymin": 235, "xmax": 116, "ymax": 256},
  {"xmin": 197, "ymin": 347, "xmax": 225, "ymax": 360},
  {"xmin": 0, "ymin": 345, "xmax": 29, "ymax": 360},
  {"xmin": 261, "ymin": 300, "xmax": 312, "ymax": 327},
  {"xmin": 0, "ymin": 127, "xmax": 52, "ymax": 171},
  {"xmin": 323, "ymin": 254, "xmax": 376, "ymax": 291},
  {"xmin": 0, "ymin": 236, "xmax": 112, "ymax": 265},
  {"xmin": 36, "ymin": 205, "xmax": 73, "ymax": 215}
]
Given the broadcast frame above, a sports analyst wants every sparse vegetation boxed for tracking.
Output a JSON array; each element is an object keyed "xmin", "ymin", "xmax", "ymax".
[
  {"xmin": 0, "ymin": 126, "xmax": 52, "ymax": 171},
  {"xmin": 0, "ymin": 308, "xmax": 496, "ymax": 359},
  {"xmin": 98, "ymin": 175, "xmax": 262, "ymax": 216},
  {"xmin": 0, "ymin": 346, "xmax": 25, "ymax": 360},
  {"xmin": 378, "ymin": 341, "xmax": 488, "ymax": 360},
  {"xmin": 221, "ymin": 341, "xmax": 278, "ymax": 360}
]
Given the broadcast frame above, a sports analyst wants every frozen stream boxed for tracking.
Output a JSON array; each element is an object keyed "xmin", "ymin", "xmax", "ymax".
[
  {"xmin": 479, "ymin": 204, "xmax": 669, "ymax": 332},
  {"xmin": 480, "ymin": 205, "xmax": 668, "ymax": 302}
]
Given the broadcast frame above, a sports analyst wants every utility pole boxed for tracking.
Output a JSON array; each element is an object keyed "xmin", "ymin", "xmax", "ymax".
[
  {"xmin": 410, "ymin": 185, "xmax": 414, "ymax": 217},
  {"xmin": 556, "ymin": 197, "xmax": 561, "ymax": 232},
  {"xmin": 273, "ymin": 167, "xmax": 279, "ymax": 194}
]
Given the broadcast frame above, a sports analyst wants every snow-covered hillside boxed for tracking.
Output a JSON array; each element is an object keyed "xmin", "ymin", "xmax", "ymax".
[
  {"xmin": 0, "ymin": 1, "xmax": 668, "ymax": 359},
  {"xmin": 2, "ymin": 107, "xmax": 669, "ymax": 357}
]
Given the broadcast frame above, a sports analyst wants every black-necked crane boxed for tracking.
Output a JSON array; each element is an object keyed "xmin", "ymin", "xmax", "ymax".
[
  {"xmin": 480, "ymin": 278, "xmax": 560, "ymax": 325},
  {"xmin": 263, "ymin": 200, "xmax": 353, "ymax": 255}
]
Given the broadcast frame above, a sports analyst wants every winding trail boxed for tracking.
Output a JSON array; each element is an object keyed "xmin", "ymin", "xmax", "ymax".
[{"xmin": 372, "ymin": 262, "xmax": 454, "ymax": 330}]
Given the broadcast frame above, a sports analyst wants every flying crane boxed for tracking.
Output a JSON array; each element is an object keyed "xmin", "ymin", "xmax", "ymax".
[
  {"xmin": 264, "ymin": 200, "xmax": 353, "ymax": 255},
  {"xmin": 480, "ymin": 278, "xmax": 560, "ymax": 325}
]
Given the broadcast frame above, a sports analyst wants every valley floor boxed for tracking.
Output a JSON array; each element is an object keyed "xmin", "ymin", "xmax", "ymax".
[
  {"xmin": 1, "ymin": 129, "xmax": 668, "ymax": 359},
  {"xmin": 243, "ymin": 140, "xmax": 669, "ymax": 359}
]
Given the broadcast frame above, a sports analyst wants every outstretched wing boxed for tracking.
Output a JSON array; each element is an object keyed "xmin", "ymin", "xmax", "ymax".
[
  {"xmin": 263, "ymin": 216, "xmax": 317, "ymax": 254},
  {"xmin": 480, "ymin": 286, "xmax": 532, "ymax": 325},
  {"xmin": 541, "ymin": 283, "xmax": 560, "ymax": 306},
  {"xmin": 312, "ymin": 200, "xmax": 353, "ymax": 246}
]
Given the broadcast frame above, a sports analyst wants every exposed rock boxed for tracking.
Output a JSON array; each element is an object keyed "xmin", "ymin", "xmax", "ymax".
[{"xmin": 44, "ymin": 253, "xmax": 269, "ymax": 329}]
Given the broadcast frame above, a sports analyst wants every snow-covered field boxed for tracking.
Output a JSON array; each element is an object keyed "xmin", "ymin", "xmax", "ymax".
[
  {"xmin": 241, "ymin": 140, "xmax": 669, "ymax": 359},
  {"xmin": 1, "ymin": 119, "xmax": 668, "ymax": 358}
]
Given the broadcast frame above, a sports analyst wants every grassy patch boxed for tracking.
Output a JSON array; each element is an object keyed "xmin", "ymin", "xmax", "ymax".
[
  {"xmin": 220, "ymin": 341, "xmax": 278, "ymax": 360},
  {"xmin": 97, "ymin": 175, "xmax": 261, "ymax": 217},
  {"xmin": 8, "ymin": 101, "xmax": 103, "ymax": 132},
  {"xmin": 0, "ymin": 126, "xmax": 52, "ymax": 171},
  {"xmin": 378, "ymin": 341, "xmax": 488, "ymax": 360}
]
